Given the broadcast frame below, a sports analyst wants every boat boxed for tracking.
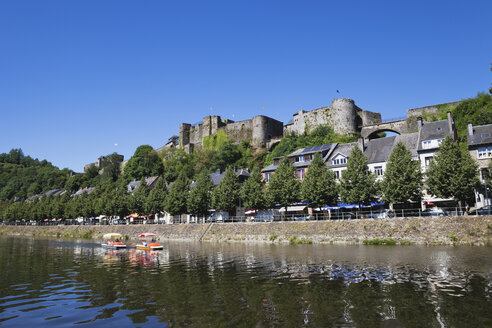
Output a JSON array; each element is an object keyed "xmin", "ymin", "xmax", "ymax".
[
  {"xmin": 101, "ymin": 233, "xmax": 127, "ymax": 249},
  {"xmin": 136, "ymin": 233, "xmax": 163, "ymax": 250}
]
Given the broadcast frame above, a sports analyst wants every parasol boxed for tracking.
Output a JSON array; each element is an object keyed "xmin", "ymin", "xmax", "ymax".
[{"xmin": 139, "ymin": 233, "xmax": 157, "ymax": 237}]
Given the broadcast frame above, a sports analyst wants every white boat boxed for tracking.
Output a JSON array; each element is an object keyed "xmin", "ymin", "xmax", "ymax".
[{"xmin": 102, "ymin": 233, "xmax": 127, "ymax": 249}]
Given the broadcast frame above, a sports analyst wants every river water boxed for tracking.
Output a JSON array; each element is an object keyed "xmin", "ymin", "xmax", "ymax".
[{"xmin": 0, "ymin": 237, "xmax": 491, "ymax": 327}]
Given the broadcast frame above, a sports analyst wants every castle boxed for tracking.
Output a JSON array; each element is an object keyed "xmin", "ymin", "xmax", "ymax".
[{"xmin": 178, "ymin": 98, "xmax": 382, "ymax": 153}]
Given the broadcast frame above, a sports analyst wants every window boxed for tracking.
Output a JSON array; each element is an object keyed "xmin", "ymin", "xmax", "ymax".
[
  {"xmin": 480, "ymin": 168, "xmax": 490, "ymax": 182},
  {"xmin": 295, "ymin": 169, "xmax": 305, "ymax": 180},
  {"xmin": 297, "ymin": 156, "xmax": 305, "ymax": 162},
  {"xmin": 425, "ymin": 156, "xmax": 433, "ymax": 167},
  {"xmin": 335, "ymin": 171, "xmax": 340, "ymax": 179},
  {"xmin": 437, "ymin": 139, "xmax": 443, "ymax": 145},
  {"xmin": 332, "ymin": 156, "xmax": 347, "ymax": 165},
  {"xmin": 481, "ymin": 133, "xmax": 490, "ymax": 138},
  {"xmin": 422, "ymin": 140, "xmax": 431, "ymax": 148},
  {"xmin": 264, "ymin": 173, "xmax": 271, "ymax": 182},
  {"xmin": 478, "ymin": 146, "xmax": 492, "ymax": 159},
  {"xmin": 374, "ymin": 166, "xmax": 383, "ymax": 176}
]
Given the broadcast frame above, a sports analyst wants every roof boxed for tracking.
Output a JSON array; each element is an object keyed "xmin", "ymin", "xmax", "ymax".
[
  {"xmin": 417, "ymin": 119, "xmax": 453, "ymax": 151},
  {"xmin": 127, "ymin": 176, "xmax": 160, "ymax": 193},
  {"xmin": 326, "ymin": 142, "xmax": 358, "ymax": 168},
  {"xmin": 288, "ymin": 143, "xmax": 333, "ymax": 157},
  {"xmin": 364, "ymin": 133, "xmax": 419, "ymax": 164},
  {"xmin": 261, "ymin": 164, "xmax": 277, "ymax": 173},
  {"xmin": 194, "ymin": 169, "xmax": 251, "ymax": 187},
  {"xmin": 365, "ymin": 136, "xmax": 397, "ymax": 164},
  {"xmin": 468, "ymin": 124, "xmax": 492, "ymax": 147}
]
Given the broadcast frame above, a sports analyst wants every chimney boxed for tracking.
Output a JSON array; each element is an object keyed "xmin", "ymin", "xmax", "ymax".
[
  {"xmin": 417, "ymin": 117, "xmax": 423, "ymax": 131},
  {"xmin": 358, "ymin": 137, "xmax": 365, "ymax": 151},
  {"xmin": 467, "ymin": 122, "xmax": 473, "ymax": 136},
  {"xmin": 447, "ymin": 111, "xmax": 453, "ymax": 135}
]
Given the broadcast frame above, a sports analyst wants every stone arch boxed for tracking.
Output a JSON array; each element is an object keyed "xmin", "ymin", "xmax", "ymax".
[{"xmin": 367, "ymin": 129, "xmax": 401, "ymax": 140}]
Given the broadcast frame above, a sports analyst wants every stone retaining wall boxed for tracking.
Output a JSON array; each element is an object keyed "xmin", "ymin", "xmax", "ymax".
[{"xmin": 1, "ymin": 216, "xmax": 491, "ymax": 246}]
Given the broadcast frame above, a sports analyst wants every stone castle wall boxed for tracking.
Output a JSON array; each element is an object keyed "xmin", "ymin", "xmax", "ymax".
[
  {"xmin": 180, "ymin": 115, "xmax": 284, "ymax": 152},
  {"xmin": 284, "ymin": 98, "xmax": 382, "ymax": 136}
]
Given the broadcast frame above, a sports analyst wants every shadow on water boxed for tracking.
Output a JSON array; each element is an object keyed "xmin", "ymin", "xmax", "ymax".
[{"xmin": 0, "ymin": 237, "xmax": 491, "ymax": 327}]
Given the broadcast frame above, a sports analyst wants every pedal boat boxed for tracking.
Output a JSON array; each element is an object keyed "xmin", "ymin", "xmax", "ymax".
[
  {"xmin": 136, "ymin": 233, "xmax": 163, "ymax": 250},
  {"xmin": 102, "ymin": 233, "xmax": 127, "ymax": 249}
]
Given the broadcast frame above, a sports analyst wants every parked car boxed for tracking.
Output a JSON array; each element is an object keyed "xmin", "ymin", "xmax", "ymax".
[
  {"xmin": 420, "ymin": 207, "xmax": 447, "ymax": 217},
  {"xmin": 469, "ymin": 205, "xmax": 492, "ymax": 216},
  {"xmin": 206, "ymin": 211, "xmax": 229, "ymax": 222},
  {"xmin": 294, "ymin": 216, "xmax": 311, "ymax": 221},
  {"xmin": 330, "ymin": 212, "xmax": 357, "ymax": 220},
  {"xmin": 251, "ymin": 210, "xmax": 275, "ymax": 222},
  {"xmin": 367, "ymin": 209, "xmax": 395, "ymax": 219}
]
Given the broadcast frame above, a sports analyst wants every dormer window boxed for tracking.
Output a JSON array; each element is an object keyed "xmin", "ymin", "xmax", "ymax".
[
  {"xmin": 297, "ymin": 156, "xmax": 305, "ymax": 162},
  {"xmin": 482, "ymin": 133, "xmax": 491, "ymax": 138},
  {"xmin": 332, "ymin": 155, "xmax": 347, "ymax": 165}
]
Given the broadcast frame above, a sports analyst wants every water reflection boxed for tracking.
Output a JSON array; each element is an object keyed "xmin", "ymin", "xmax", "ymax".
[{"xmin": 0, "ymin": 237, "xmax": 491, "ymax": 327}]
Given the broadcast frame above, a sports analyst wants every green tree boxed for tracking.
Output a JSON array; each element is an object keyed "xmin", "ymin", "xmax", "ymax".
[
  {"xmin": 109, "ymin": 186, "xmax": 129, "ymax": 219},
  {"xmin": 340, "ymin": 146, "xmax": 377, "ymax": 208},
  {"xmin": 240, "ymin": 167, "xmax": 266, "ymax": 209},
  {"xmin": 123, "ymin": 145, "xmax": 164, "ymax": 181},
  {"xmin": 164, "ymin": 172, "xmax": 189, "ymax": 216},
  {"xmin": 301, "ymin": 153, "xmax": 338, "ymax": 210},
  {"xmin": 129, "ymin": 179, "xmax": 150, "ymax": 214},
  {"xmin": 187, "ymin": 172, "xmax": 213, "ymax": 217},
  {"xmin": 426, "ymin": 136, "xmax": 479, "ymax": 207},
  {"xmin": 266, "ymin": 157, "xmax": 300, "ymax": 215},
  {"xmin": 212, "ymin": 167, "xmax": 240, "ymax": 215},
  {"xmin": 100, "ymin": 153, "xmax": 123, "ymax": 181},
  {"xmin": 145, "ymin": 177, "xmax": 168, "ymax": 215},
  {"xmin": 381, "ymin": 142, "xmax": 423, "ymax": 207}
]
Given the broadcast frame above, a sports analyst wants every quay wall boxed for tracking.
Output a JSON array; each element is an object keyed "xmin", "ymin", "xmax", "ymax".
[{"xmin": 1, "ymin": 216, "xmax": 491, "ymax": 246}]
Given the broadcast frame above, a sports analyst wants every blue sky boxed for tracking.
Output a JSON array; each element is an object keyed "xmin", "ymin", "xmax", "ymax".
[{"xmin": 1, "ymin": 0, "xmax": 490, "ymax": 172}]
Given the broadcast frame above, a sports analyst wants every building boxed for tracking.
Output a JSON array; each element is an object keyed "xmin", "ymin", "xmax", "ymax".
[
  {"xmin": 262, "ymin": 113, "xmax": 458, "ymax": 208},
  {"xmin": 179, "ymin": 115, "xmax": 284, "ymax": 153},
  {"xmin": 83, "ymin": 153, "xmax": 124, "ymax": 173},
  {"xmin": 467, "ymin": 123, "xmax": 492, "ymax": 207},
  {"xmin": 284, "ymin": 98, "xmax": 381, "ymax": 136},
  {"xmin": 127, "ymin": 176, "xmax": 160, "ymax": 194},
  {"xmin": 262, "ymin": 144, "xmax": 336, "ymax": 182}
]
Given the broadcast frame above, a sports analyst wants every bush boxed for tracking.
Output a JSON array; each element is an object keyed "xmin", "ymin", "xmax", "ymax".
[{"xmin": 362, "ymin": 238, "xmax": 396, "ymax": 245}]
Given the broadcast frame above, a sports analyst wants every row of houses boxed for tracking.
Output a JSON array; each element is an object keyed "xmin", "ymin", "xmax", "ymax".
[{"xmin": 262, "ymin": 113, "xmax": 492, "ymax": 208}]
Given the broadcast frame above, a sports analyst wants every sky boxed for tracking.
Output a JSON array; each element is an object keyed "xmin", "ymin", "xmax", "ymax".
[{"xmin": 0, "ymin": 0, "xmax": 491, "ymax": 172}]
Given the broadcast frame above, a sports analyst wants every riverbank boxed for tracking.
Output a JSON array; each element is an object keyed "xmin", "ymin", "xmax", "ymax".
[{"xmin": 1, "ymin": 216, "xmax": 491, "ymax": 245}]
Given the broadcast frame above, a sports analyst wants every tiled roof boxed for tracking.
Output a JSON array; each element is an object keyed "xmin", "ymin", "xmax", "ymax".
[
  {"xmin": 417, "ymin": 119, "xmax": 453, "ymax": 151},
  {"xmin": 468, "ymin": 124, "xmax": 492, "ymax": 146}
]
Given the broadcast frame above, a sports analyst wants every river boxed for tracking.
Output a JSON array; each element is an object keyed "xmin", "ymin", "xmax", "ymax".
[{"xmin": 0, "ymin": 237, "xmax": 491, "ymax": 327}]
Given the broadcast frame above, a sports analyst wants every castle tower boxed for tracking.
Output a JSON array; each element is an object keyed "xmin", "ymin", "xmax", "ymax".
[{"xmin": 331, "ymin": 98, "xmax": 358, "ymax": 135}]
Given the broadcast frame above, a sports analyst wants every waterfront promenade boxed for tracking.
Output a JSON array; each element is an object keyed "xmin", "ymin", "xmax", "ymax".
[{"xmin": 1, "ymin": 216, "xmax": 491, "ymax": 246}]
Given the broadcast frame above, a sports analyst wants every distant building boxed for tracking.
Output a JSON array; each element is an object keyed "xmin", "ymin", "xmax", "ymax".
[
  {"xmin": 83, "ymin": 153, "xmax": 124, "ymax": 173},
  {"xmin": 467, "ymin": 123, "xmax": 492, "ymax": 207},
  {"xmin": 127, "ymin": 176, "xmax": 160, "ymax": 194}
]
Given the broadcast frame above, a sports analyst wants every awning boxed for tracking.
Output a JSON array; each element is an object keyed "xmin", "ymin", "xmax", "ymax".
[{"xmin": 279, "ymin": 205, "xmax": 306, "ymax": 212}]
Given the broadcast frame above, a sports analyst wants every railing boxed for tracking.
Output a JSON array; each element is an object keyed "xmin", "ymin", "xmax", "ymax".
[{"xmin": 0, "ymin": 207, "xmax": 485, "ymax": 226}]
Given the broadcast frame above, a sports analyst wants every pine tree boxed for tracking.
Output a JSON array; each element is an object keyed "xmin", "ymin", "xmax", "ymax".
[
  {"xmin": 187, "ymin": 172, "xmax": 213, "ymax": 217},
  {"xmin": 164, "ymin": 172, "xmax": 189, "ymax": 216},
  {"xmin": 212, "ymin": 167, "xmax": 240, "ymax": 215},
  {"xmin": 340, "ymin": 146, "xmax": 376, "ymax": 208},
  {"xmin": 145, "ymin": 177, "xmax": 167, "ymax": 215},
  {"xmin": 240, "ymin": 166, "xmax": 266, "ymax": 209},
  {"xmin": 381, "ymin": 142, "xmax": 423, "ymax": 207},
  {"xmin": 426, "ymin": 136, "xmax": 478, "ymax": 206},
  {"xmin": 266, "ymin": 157, "xmax": 300, "ymax": 213},
  {"xmin": 301, "ymin": 153, "xmax": 338, "ymax": 210}
]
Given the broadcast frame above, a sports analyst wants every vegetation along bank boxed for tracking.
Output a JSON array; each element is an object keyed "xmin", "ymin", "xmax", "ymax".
[{"xmin": 1, "ymin": 216, "xmax": 491, "ymax": 246}]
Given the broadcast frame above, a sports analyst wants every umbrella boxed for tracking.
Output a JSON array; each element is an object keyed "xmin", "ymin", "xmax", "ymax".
[
  {"xmin": 103, "ymin": 233, "xmax": 122, "ymax": 239},
  {"xmin": 139, "ymin": 233, "xmax": 157, "ymax": 238}
]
